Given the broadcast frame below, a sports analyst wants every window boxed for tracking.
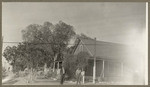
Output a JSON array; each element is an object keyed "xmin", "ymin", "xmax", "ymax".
[{"xmin": 80, "ymin": 44, "xmax": 83, "ymax": 51}]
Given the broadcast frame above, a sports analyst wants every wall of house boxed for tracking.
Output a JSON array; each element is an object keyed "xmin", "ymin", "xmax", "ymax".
[
  {"xmin": 104, "ymin": 61, "xmax": 122, "ymax": 77},
  {"xmin": 85, "ymin": 59, "xmax": 103, "ymax": 77},
  {"xmin": 85, "ymin": 59, "xmax": 122, "ymax": 76}
]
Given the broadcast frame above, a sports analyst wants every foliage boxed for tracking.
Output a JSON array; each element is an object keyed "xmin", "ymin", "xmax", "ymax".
[
  {"xmin": 77, "ymin": 33, "xmax": 92, "ymax": 39},
  {"xmin": 3, "ymin": 21, "xmax": 76, "ymax": 73},
  {"xmin": 52, "ymin": 21, "xmax": 76, "ymax": 61},
  {"xmin": 2, "ymin": 67, "xmax": 7, "ymax": 78},
  {"xmin": 76, "ymin": 51, "xmax": 90, "ymax": 69},
  {"xmin": 3, "ymin": 46, "xmax": 17, "ymax": 64},
  {"xmin": 62, "ymin": 51, "xmax": 90, "ymax": 79},
  {"xmin": 22, "ymin": 22, "xmax": 54, "ymax": 67},
  {"xmin": 3, "ymin": 46, "xmax": 19, "ymax": 72},
  {"xmin": 63, "ymin": 54, "xmax": 77, "ymax": 79}
]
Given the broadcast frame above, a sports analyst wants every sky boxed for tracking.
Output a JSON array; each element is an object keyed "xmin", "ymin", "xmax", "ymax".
[
  {"xmin": 2, "ymin": 2, "xmax": 146, "ymax": 63},
  {"xmin": 2, "ymin": 2, "xmax": 146, "ymax": 45}
]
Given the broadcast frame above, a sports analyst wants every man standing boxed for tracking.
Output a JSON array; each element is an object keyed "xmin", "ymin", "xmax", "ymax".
[
  {"xmin": 76, "ymin": 68, "xmax": 82, "ymax": 85},
  {"xmin": 60, "ymin": 66, "xmax": 65, "ymax": 85}
]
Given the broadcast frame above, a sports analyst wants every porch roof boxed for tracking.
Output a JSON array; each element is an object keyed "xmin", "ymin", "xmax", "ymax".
[{"xmin": 80, "ymin": 38, "xmax": 140, "ymax": 61}]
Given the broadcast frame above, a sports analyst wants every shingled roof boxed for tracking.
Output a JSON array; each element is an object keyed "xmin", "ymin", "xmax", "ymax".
[{"xmin": 77, "ymin": 38, "xmax": 137, "ymax": 60}]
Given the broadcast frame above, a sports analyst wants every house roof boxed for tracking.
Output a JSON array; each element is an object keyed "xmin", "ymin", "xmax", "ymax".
[{"xmin": 79, "ymin": 38, "xmax": 140, "ymax": 60}]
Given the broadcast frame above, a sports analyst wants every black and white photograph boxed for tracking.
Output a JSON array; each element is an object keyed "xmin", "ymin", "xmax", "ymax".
[{"xmin": 2, "ymin": 2, "xmax": 148, "ymax": 85}]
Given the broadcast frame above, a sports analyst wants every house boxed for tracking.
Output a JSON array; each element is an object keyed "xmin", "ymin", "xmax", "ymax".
[{"xmin": 72, "ymin": 37, "xmax": 144, "ymax": 83}]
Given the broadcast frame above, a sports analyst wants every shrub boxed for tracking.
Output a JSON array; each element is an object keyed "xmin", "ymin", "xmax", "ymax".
[
  {"xmin": 63, "ymin": 52, "xmax": 90, "ymax": 80},
  {"xmin": 2, "ymin": 67, "xmax": 7, "ymax": 78},
  {"xmin": 63, "ymin": 54, "xmax": 77, "ymax": 79}
]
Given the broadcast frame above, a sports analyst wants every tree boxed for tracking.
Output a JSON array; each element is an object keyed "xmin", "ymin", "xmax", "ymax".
[
  {"xmin": 21, "ymin": 22, "xmax": 54, "ymax": 68},
  {"xmin": 62, "ymin": 51, "xmax": 90, "ymax": 79},
  {"xmin": 76, "ymin": 33, "xmax": 92, "ymax": 39},
  {"xmin": 76, "ymin": 52, "xmax": 90, "ymax": 70},
  {"xmin": 3, "ymin": 46, "xmax": 18, "ymax": 72},
  {"xmin": 21, "ymin": 21, "xmax": 76, "ymax": 70},
  {"xmin": 3, "ymin": 43, "xmax": 28, "ymax": 72},
  {"xmin": 52, "ymin": 21, "xmax": 76, "ymax": 60},
  {"xmin": 3, "ymin": 21, "xmax": 76, "ymax": 73},
  {"xmin": 63, "ymin": 54, "xmax": 77, "ymax": 79},
  {"xmin": 50, "ymin": 21, "xmax": 76, "ymax": 70}
]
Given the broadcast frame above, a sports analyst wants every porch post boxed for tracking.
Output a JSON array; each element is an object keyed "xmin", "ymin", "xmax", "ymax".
[
  {"xmin": 93, "ymin": 38, "xmax": 96, "ymax": 83},
  {"xmin": 93, "ymin": 60, "xmax": 96, "ymax": 83},
  {"xmin": 103, "ymin": 60, "xmax": 105, "ymax": 77}
]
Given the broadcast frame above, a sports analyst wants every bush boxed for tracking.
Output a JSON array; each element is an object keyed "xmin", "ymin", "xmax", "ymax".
[
  {"xmin": 45, "ymin": 70, "xmax": 53, "ymax": 78},
  {"xmin": 63, "ymin": 54, "xmax": 77, "ymax": 79},
  {"xmin": 63, "ymin": 52, "xmax": 90, "ymax": 80},
  {"xmin": 2, "ymin": 67, "xmax": 7, "ymax": 78},
  {"xmin": 44, "ymin": 69, "xmax": 57, "ymax": 79},
  {"xmin": 51, "ymin": 70, "xmax": 57, "ymax": 78}
]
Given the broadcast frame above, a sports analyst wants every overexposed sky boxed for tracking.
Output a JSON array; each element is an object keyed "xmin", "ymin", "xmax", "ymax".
[{"xmin": 2, "ymin": 2, "xmax": 146, "ymax": 52}]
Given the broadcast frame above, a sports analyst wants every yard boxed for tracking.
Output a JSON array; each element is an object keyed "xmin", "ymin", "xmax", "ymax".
[{"xmin": 3, "ymin": 72, "xmax": 140, "ymax": 85}]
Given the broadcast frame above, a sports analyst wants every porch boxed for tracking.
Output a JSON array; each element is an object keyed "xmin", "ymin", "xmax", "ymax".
[{"xmin": 85, "ymin": 58, "xmax": 124, "ymax": 82}]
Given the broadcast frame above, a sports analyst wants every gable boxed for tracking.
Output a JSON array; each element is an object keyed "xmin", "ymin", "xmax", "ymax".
[{"xmin": 74, "ymin": 40, "xmax": 93, "ymax": 56}]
